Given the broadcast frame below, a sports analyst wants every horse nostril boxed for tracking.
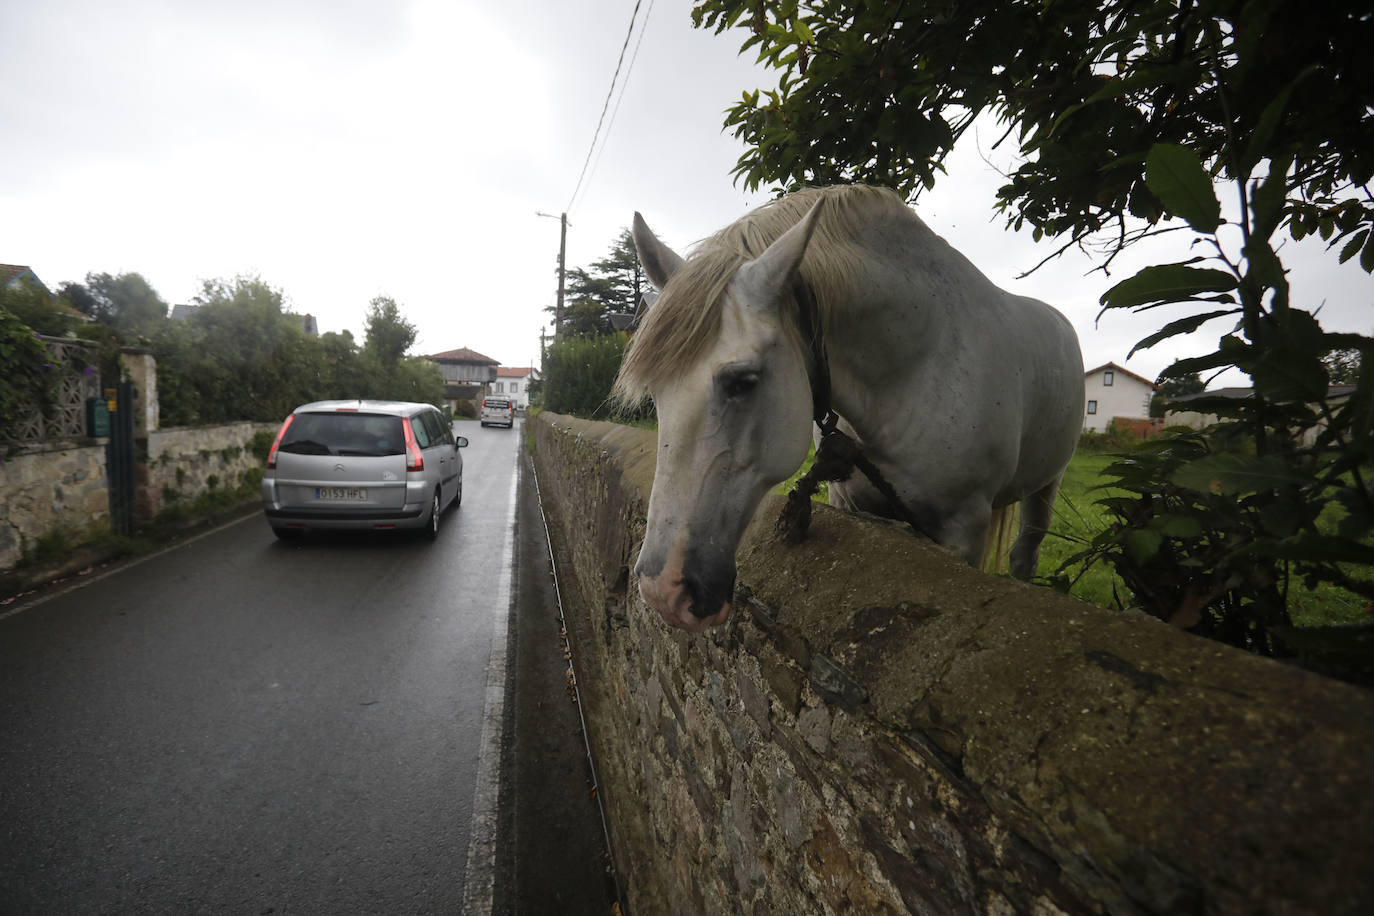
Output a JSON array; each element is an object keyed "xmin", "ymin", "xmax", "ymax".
[{"xmin": 683, "ymin": 571, "xmax": 736, "ymax": 620}]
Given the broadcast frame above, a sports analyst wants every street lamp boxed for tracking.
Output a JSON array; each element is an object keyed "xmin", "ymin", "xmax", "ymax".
[{"xmin": 535, "ymin": 210, "xmax": 568, "ymax": 334}]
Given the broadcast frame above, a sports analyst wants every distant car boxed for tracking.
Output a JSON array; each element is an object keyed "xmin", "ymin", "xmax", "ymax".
[
  {"xmin": 261, "ymin": 400, "xmax": 467, "ymax": 541},
  {"xmin": 480, "ymin": 397, "xmax": 515, "ymax": 428}
]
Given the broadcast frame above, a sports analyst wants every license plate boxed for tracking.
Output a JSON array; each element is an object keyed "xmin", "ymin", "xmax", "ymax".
[{"xmin": 316, "ymin": 487, "xmax": 366, "ymax": 500}]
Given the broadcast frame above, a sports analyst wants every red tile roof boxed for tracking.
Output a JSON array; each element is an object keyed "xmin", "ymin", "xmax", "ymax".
[
  {"xmin": 496, "ymin": 367, "xmax": 534, "ymax": 378},
  {"xmin": 428, "ymin": 347, "xmax": 498, "ymax": 364}
]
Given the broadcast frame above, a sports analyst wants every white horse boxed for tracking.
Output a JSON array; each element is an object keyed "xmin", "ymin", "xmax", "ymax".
[{"xmin": 614, "ymin": 185, "xmax": 1084, "ymax": 631}]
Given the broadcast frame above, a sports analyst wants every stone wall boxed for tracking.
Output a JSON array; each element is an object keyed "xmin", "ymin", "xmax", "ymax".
[
  {"xmin": 0, "ymin": 438, "xmax": 109, "ymax": 571},
  {"xmin": 0, "ymin": 422, "xmax": 277, "ymax": 577},
  {"xmin": 531, "ymin": 412, "xmax": 1374, "ymax": 916},
  {"xmin": 142, "ymin": 422, "xmax": 277, "ymax": 519}
]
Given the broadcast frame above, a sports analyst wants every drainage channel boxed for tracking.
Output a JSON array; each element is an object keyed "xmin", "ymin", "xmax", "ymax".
[{"xmin": 530, "ymin": 459, "xmax": 627, "ymax": 914}]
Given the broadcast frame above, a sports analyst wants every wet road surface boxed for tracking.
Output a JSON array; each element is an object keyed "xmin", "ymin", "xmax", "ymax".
[{"xmin": 0, "ymin": 419, "xmax": 530, "ymax": 914}]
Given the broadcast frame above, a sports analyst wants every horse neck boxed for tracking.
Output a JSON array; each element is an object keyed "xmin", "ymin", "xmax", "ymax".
[{"xmin": 812, "ymin": 256, "xmax": 947, "ymax": 435}]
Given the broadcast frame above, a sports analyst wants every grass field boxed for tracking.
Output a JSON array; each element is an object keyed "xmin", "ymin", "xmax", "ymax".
[{"xmin": 780, "ymin": 445, "xmax": 1371, "ymax": 627}]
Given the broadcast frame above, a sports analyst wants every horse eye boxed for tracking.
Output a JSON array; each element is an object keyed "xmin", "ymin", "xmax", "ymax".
[{"xmin": 722, "ymin": 372, "xmax": 760, "ymax": 399}]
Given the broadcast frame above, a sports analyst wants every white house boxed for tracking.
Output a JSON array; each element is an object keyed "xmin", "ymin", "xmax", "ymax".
[
  {"xmin": 1083, "ymin": 362, "xmax": 1156, "ymax": 432},
  {"xmin": 493, "ymin": 366, "xmax": 538, "ymax": 410}
]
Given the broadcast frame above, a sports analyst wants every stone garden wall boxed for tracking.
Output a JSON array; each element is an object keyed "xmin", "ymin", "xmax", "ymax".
[
  {"xmin": 531, "ymin": 411, "xmax": 1374, "ymax": 916},
  {"xmin": 0, "ymin": 422, "xmax": 276, "ymax": 578},
  {"xmin": 142, "ymin": 422, "xmax": 277, "ymax": 519},
  {"xmin": 0, "ymin": 438, "xmax": 109, "ymax": 572}
]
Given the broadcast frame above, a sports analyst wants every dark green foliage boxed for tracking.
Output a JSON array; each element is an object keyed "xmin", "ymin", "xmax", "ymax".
[
  {"xmin": 542, "ymin": 334, "xmax": 648, "ymax": 420},
  {"xmin": 693, "ymin": 1, "xmax": 1374, "ymax": 265},
  {"xmin": 152, "ymin": 277, "xmax": 444, "ymax": 425},
  {"xmin": 247, "ymin": 430, "xmax": 276, "ymax": 462},
  {"xmin": 2, "ymin": 278, "xmax": 76, "ymax": 337},
  {"xmin": 6, "ymin": 269, "xmax": 444, "ymax": 433},
  {"xmin": 62, "ymin": 272, "xmax": 168, "ymax": 334},
  {"xmin": 554, "ymin": 230, "xmax": 648, "ymax": 337},
  {"xmin": 1151, "ymin": 366, "xmax": 1206, "ymax": 418},
  {"xmin": 0, "ymin": 306, "xmax": 56, "ymax": 440}
]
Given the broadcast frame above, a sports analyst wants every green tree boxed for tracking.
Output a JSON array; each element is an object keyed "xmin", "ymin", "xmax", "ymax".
[
  {"xmin": 694, "ymin": 1, "xmax": 1374, "ymax": 265},
  {"xmin": 153, "ymin": 275, "xmax": 318, "ymax": 424},
  {"xmin": 64, "ymin": 272, "xmax": 168, "ymax": 335},
  {"xmin": 586, "ymin": 229, "xmax": 646, "ymax": 314},
  {"xmin": 364, "ymin": 296, "xmax": 417, "ymax": 369},
  {"xmin": 2, "ymin": 274, "xmax": 77, "ymax": 338},
  {"xmin": 551, "ymin": 229, "xmax": 647, "ymax": 336},
  {"xmin": 1150, "ymin": 365, "xmax": 1206, "ymax": 418}
]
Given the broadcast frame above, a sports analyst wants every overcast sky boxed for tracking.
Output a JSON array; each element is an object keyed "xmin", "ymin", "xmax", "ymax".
[{"xmin": 3, "ymin": 0, "xmax": 1369, "ymax": 384}]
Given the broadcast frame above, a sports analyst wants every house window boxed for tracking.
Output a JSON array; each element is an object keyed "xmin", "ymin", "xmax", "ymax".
[
  {"xmin": 495, "ymin": 382, "xmax": 504, "ymax": 393},
  {"xmin": 509, "ymin": 381, "xmax": 520, "ymax": 393},
  {"xmin": 1103, "ymin": 370, "xmax": 1114, "ymax": 386},
  {"xmin": 1087, "ymin": 400, "xmax": 1098, "ymax": 415}
]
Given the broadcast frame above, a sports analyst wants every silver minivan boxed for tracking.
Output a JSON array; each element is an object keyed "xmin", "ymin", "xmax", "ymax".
[{"xmin": 261, "ymin": 400, "xmax": 467, "ymax": 540}]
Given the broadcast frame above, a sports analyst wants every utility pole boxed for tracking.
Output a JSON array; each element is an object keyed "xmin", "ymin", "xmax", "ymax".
[{"xmin": 536, "ymin": 211, "xmax": 568, "ymax": 334}]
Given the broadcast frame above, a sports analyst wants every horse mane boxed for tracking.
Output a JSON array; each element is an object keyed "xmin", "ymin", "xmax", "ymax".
[{"xmin": 613, "ymin": 184, "xmax": 909, "ymax": 405}]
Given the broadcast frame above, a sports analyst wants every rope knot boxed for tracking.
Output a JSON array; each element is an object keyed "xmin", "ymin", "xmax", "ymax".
[{"xmin": 776, "ymin": 417, "xmax": 861, "ymax": 544}]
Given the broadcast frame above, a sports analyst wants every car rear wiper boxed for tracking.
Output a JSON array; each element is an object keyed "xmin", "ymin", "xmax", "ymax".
[{"xmin": 281, "ymin": 439, "xmax": 331, "ymax": 455}]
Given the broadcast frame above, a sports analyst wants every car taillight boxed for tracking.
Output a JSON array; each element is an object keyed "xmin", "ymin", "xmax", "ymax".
[
  {"xmin": 401, "ymin": 417, "xmax": 424, "ymax": 471},
  {"xmin": 266, "ymin": 415, "xmax": 295, "ymax": 469}
]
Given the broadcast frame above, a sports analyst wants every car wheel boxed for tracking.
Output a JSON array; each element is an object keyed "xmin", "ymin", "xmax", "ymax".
[
  {"xmin": 453, "ymin": 475, "xmax": 463, "ymax": 508},
  {"xmin": 424, "ymin": 491, "xmax": 441, "ymax": 541}
]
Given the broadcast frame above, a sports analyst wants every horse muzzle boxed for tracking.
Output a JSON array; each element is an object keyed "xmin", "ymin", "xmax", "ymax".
[{"xmin": 635, "ymin": 546, "xmax": 735, "ymax": 631}]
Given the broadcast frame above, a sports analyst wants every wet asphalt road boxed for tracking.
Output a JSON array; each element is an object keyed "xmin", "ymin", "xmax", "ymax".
[{"xmin": 0, "ymin": 419, "xmax": 532, "ymax": 914}]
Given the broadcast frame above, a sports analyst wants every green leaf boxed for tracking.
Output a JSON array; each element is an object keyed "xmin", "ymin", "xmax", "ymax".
[
  {"xmin": 1125, "ymin": 528, "xmax": 1164, "ymax": 563},
  {"xmin": 1340, "ymin": 230, "xmax": 1369, "ymax": 264},
  {"xmin": 1153, "ymin": 515, "xmax": 1204, "ymax": 538},
  {"xmin": 1240, "ymin": 69, "xmax": 1314, "ymax": 172},
  {"xmin": 1128, "ymin": 309, "xmax": 1240, "ymax": 358},
  {"xmin": 1268, "ymin": 533, "xmax": 1374, "ymax": 566},
  {"xmin": 1170, "ymin": 453, "xmax": 1303, "ymax": 496},
  {"xmin": 1146, "ymin": 144, "xmax": 1221, "ymax": 233},
  {"xmin": 1100, "ymin": 264, "xmax": 1238, "ymax": 311},
  {"xmin": 1362, "ymin": 232, "xmax": 1374, "ymax": 273},
  {"xmin": 1251, "ymin": 152, "xmax": 1292, "ymax": 242}
]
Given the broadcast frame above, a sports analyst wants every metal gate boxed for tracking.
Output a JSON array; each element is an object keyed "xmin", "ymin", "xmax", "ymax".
[{"xmin": 106, "ymin": 382, "xmax": 136, "ymax": 536}]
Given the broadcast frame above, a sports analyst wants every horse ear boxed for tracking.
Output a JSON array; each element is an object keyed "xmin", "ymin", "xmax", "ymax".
[
  {"xmin": 736, "ymin": 199, "xmax": 824, "ymax": 304},
  {"xmin": 632, "ymin": 212, "xmax": 685, "ymax": 290}
]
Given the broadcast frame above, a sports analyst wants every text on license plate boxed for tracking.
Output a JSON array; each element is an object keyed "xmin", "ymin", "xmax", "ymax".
[{"xmin": 316, "ymin": 487, "xmax": 366, "ymax": 500}]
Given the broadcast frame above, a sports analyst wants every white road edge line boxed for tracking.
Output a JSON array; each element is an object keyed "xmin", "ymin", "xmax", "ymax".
[
  {"xmin": 461, "ymin": 454, "xmax": 519, "ymax": 914},
  {"xmin": 0, "ymin": 512, "xmax": 258, "ymax": 623}
]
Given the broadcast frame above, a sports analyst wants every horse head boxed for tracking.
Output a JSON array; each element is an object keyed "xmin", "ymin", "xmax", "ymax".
[{"xmin": 623, "ymin": 202, "xmax": 824, "ymax": 631}]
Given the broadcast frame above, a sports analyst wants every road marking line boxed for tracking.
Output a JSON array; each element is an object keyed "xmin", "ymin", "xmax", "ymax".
[{"xmin": 461, "ymin": 452, "xmax": 519, "ymax": 915}]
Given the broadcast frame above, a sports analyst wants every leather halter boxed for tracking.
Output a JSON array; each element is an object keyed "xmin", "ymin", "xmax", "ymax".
[{"xmin": 779, "ymin": 278, "xmax": 934, "ymax": 544}]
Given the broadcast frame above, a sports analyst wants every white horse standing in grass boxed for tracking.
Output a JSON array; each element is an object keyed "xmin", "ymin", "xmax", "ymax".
[{"xmin": 615, "ymin": 185, "xmax": 1084, "ymax": 632}]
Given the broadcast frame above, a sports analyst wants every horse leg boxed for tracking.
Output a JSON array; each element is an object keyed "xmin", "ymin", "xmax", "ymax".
[
  {"xmin": 1009, "ymin": 476, "xmax": 1062, "ymax": 580},
  {"xmin": 935, "ymin": 502, "xmax": 993, "ymax": 569}
]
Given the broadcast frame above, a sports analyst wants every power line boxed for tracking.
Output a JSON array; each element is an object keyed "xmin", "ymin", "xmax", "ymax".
[
  {"xmin": 565, "ymin": 0, "xmax": 648, "ymax": 213},
  {"xmin": 572, "ymin": 0, "xmax": 656, "ymax": 214}
]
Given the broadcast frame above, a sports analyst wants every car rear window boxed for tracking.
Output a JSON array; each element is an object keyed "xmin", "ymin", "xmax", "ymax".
[
  {"xmin": 485, "ymin": 399, "xmax": 511, "ymax": 408},
  {"xmin": 278, "ymin": 413, "xmax": 405, "ymax": 457}
]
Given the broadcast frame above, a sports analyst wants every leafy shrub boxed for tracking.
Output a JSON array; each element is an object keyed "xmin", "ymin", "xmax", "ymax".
[
  {"xmin": 248, "ymin": 429, "xmax": 276, "ymax": 462},
  {"xmin": 542, "ymin": 333, "xmax": 651, "ymax": 420},
  {"xmin": 0, "ymin": 308, "xmax": 53, "ymax": 439}
]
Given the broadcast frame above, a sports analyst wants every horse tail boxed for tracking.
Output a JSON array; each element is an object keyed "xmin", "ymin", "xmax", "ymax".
[{"xmin": 980, "ymin": 502, "xmax": 1020, "ymax": 575}]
